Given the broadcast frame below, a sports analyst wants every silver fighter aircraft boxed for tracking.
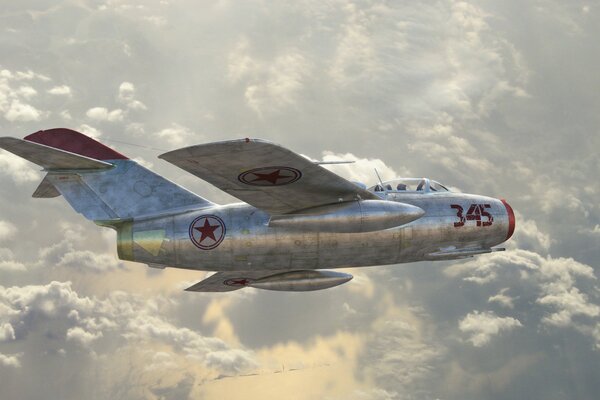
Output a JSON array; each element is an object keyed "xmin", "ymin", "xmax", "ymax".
[{"xmin": 0, "ymin": 128, "xmax": 515, "ymax": 292}]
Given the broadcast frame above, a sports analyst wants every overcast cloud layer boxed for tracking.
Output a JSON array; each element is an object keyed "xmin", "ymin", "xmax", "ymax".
[{"xmin": 0, "ymin": 1, "xmax": 599, "ymax": 399}]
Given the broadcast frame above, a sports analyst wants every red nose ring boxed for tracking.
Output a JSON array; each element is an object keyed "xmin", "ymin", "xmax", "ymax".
[{"xmin": 500, "ymin": 199, "xmax": 515, "ymax": 240}]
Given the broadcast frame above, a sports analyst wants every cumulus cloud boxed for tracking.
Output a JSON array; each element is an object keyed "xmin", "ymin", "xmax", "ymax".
[
  {"xmin": 488, "ymin": 288, "xmax": 516, "ymax": 309},
  {"xmin": 319, "ymin": 151, "xmax": 410, "ymax": 187},
  {"xmin": 47, "ymin": 85, "xmax": 72, "ymax": 96},
  {"xmin": 228, "ymin": 38, "xmax": 312, "ymax": 116},
  {"xmin": 459, "ymin": 311, "xmax": 522, "ymax": 347},
  {"xmin": 0, "ymin": 322, "xmax": 15, "ymax": 341},
  {"xmin": 4, "ymin": 100, "xmax": 44, "ymax": 121},
  {"xmin": 0, "ymin": 67, "xmax": 49, "ymax": 121},
  {"xmin": 117, "ymin": 82, "xmax": 147, "ymax": 110},
  {"xmin": 0, "ymin": 152, "xmax": 41, "ymax": 183},
  {"xmin": 447, "ymin": 249, "xmax": 600, "ymax": 344},
  {"xmin": 0, "ymin": 353, "xmax": 21, "ymax": 368},
  {"xmin": 0, "ymin": 281, "xmax": 257, "ymax": 376},
  {"xmin": 66, "ymin": 326, "xmax": 103, "ymax": 346},
  {"xmin": 85, "ymin": 107, "xmax": 124, "ymax": 122},
  {"xmin": 76, "ymin": 124, "xmax": 102, "ymax": 139},
  {"xmin": 0, "ymin": 220, "xmax": 16, "ymax": 240},
  {"xmin": 154, "ymin": 123, "xmax": 197, "ymax": 146}
]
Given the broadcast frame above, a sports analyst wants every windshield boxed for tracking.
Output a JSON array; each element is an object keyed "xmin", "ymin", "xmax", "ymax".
[
  {"xmin": 369, "ymin": 178, "xmax": 450, "ymax": 193},
  {"xmin": 430, "ymin": 180, "xmax": 449, "ymax": 192}
]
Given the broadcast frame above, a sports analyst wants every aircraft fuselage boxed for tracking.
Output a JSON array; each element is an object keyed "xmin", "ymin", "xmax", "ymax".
[{"xmin": 115, "ymin": 192, "xmax": 513, "ymax": 271}]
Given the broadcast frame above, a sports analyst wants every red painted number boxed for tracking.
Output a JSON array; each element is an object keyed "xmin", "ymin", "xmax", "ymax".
[
  {"xmin": 451, "ymin": 204, "xmax": 493, "ymax": 227},
  {"xmin": 451, "ymin": 205, "xmax": 465, "ymax": 227}
]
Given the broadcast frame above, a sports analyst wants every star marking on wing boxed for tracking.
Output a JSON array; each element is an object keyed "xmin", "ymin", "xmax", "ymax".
[{"xmin": 250, "ymin": 169, "xmax": 293, "ymax": 185}]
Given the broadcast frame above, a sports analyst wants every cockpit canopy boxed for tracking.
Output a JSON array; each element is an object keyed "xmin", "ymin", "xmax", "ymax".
[{"xmin": 368, "ymin": 178, "xmax": 449, "ymax": 194}]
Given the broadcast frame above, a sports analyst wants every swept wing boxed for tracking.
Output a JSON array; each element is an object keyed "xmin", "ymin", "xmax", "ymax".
[{"xmin": 159, "ymin": 139, "xmax": 379, "ymax": 214}]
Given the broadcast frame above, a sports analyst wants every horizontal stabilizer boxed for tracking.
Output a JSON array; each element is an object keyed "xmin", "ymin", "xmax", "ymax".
[
  {"xmin": 32, "ymin": 174, "xmax": 61, "ymax": 198},
  {"xmin": 0, "ymin": 137, "xmax": 113, "ymax": 170}
]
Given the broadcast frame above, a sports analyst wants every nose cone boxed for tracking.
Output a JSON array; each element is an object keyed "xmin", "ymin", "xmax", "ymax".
[{"xmin": 500, "ymin": 199, "xmax": 516, "ymax": 240}]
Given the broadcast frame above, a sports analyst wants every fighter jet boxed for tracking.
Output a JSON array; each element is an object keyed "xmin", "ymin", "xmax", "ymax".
[{"xmin": 0, "ymin": 128, "xmax": 515, "ymax": 292}]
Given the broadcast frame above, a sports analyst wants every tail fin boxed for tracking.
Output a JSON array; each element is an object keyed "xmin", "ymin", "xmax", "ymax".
[{"xmin": 0, "ymin": 128, "xmax": 213, "ymax": 220}]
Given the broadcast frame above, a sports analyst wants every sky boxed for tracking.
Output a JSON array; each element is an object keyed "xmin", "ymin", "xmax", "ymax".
[{"xmin": 0, "ymin": 0, "xmax": 599, "ymax": 399}]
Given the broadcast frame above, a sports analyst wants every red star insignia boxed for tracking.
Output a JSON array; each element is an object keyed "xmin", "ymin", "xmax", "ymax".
[
  {"xmin": 194, "ymin": 218, "xmax": 219, "ymax": 243},
  {"xmin": 250, "ymin": 169, "xmax": 292, "ymax": 185}
]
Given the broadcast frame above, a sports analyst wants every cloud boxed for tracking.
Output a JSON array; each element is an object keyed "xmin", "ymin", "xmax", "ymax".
[
  {"xmin": 47, "ymin": 85, "xmax": 72, "ymax": 96},
  {"xmin": 16, "ymin": 86, "xmax": 37, "ymax": 99},
  {"xmin": 76, "ymin": 124, "xmax": 102, "ymax": 139},
  {"xmin": 0, "ymin": 280, "xmax": 257, "ymax": 377},
  {"xmin": 459, "ymin": 311, "xmax": 522, "ymax": 347},
  {"xmin": 488, "ymin": 288, "xmax": 516, "ymax": 309},
  {"xmin": 512, "ymin": 213, "xmax": 552, "ymax": 251},
  {"xmin": 85, "ymin": 107, "xmax": 124, "ymax": 122},
  {"xmin": 319, "ymin": 151, "xmax": 410, "ymax": 187},
  {"xmin": 0, "ymin": 261, "xmax": 26, "ymax": 272},
  {"xmin": 117, "ymin": 82, "xmax": 146, "ymax": 110},
  {"xmin": 0, "ymin": 221, "xmax": 16, "ymax": 240},
  {"xmin": 0, "ymin": 322, "xmax": 15, "ymax": 341},
  {"xmin": 228, "ymin": 38, "xmax": 312, "ymax": 116},
  {"xmin": 0, "ymin": 67, "xmax": 49, "ymax": 122},
  {"xmin": 0, "ymin": 353, "xmax": 21, "ymax": 368},
  {"xmin": 66, "ymin": 326, "xmax": 103, "ymax": 347},
  {"xmin": 0, "ymin": 152, "xmax": 41, "ymax": 183},
  {"xmin": 56, "ymin": 250, "xmax": 124, "ymax": 273},
  {"xmin": 154, "ymin": 123, "xmax": 197, "ymax": 146},
  {"xmin": 4, "ymin": 100, "xmax": 44, "ymax": 121},
  {"xmin": 446, "ymin": 249, "xmax": 600, "ymax": 344}
]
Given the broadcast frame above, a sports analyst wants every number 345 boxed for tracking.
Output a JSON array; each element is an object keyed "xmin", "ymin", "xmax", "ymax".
[{"xmin": 450, "ymin": 204, "xmax": 493, "ymax": 227}]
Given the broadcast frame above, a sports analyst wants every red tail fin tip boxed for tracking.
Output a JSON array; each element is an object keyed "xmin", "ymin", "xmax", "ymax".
[{"xmin": 24, "ymin": 128, "xmax": 128, "ymax": 161}]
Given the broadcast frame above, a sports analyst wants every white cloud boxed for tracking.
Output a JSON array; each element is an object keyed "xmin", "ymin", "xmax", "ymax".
[
  {"xmin": 47, "ymin": 85, "xmax": 72, "ymax": 96},
  {"xmin": 227, "ymin": 38, "xmax": 312, "ymax": 116},
  {"xmin": 4, "ymin": 99, "xmax": 44, "ymax": 121},
  {"xmin": 16, "ymin": 85, "xmax": 37, "ymax": 99},
  {"xmin": 537, "ymin": 285, "xmax": 600, "ymax": 327},
  {"xmin": 85, "ymin": 107, "xmax": 124, "ymax": 122},
  {"xmin": 154, "ymin": 123, "xmax": 197, "ymax": 146},
  {"xmin": 0, "ymin": 152, "xmax": 41, "ymax": 183},
  {"xmin": 447, "ymin": 250, "xmax": 600, "ymax": 342},
  {"xmin": 0, "ymin": 261, "xmax": 26, "ymax": 272},
  {"xmin": 0, "ymin": 352, "xmax": 21, "ymax": 368},
  {"xmin": 512, "ymin": 213, "xmax": 552, "ymax": 251},
  {"xmin": 0, "ymin": 67, "xmax": 50, "ymax": 121},
  {"xmin": 57, "ymin": 249, "xmax": 124, "ymax": 273},
  {"xmin": 319, "ymin": 151, "xmax": 410, "ymax": 187},
  {"xmin": 77, "ymin": 124, "xmax": 102, "ymax": 139},
  {"xmin": 66, "ymin": 326, "xmax": 103, "ymax": 346},
  {"xmin": 459, "ymin": 311, "xmax": 522, "ymax": 347},
  {"xmin": 488, "ymin": 288, "xmax": 516, "ymax": 309},
  {"xmin": 0, "ymin": 322, "xmax": 15, "ymax": 341},
  {"xmin": 0, "ymin": 281, "xmax": 257, "ymax": 376},
  {"xmin": 0, "ymin": 221, "xmax": 16, "ymax": 241},
  {"xmin": 13, "ymin": 70, "xmax": 50, "ymax": 81},
  {"xmin": 117, "ymin": 81, "xmax": 146, "ymax": 110}
]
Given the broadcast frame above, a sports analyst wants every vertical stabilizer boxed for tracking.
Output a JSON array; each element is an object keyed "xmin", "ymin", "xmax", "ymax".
[{"xmin": 1, "ymin": 128, "xmax": 214, "ymax": 220}]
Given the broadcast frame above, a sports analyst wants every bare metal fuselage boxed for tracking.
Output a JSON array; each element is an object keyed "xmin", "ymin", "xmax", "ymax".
[{"xmin": 115, "ymin": 192, "xmax": 511, "ymax": 272}]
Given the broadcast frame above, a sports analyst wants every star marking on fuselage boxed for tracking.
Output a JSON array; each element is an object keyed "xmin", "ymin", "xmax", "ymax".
[{"xmin": 194, "ymin": 218, "xmax": 219, "ymax": 243}]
